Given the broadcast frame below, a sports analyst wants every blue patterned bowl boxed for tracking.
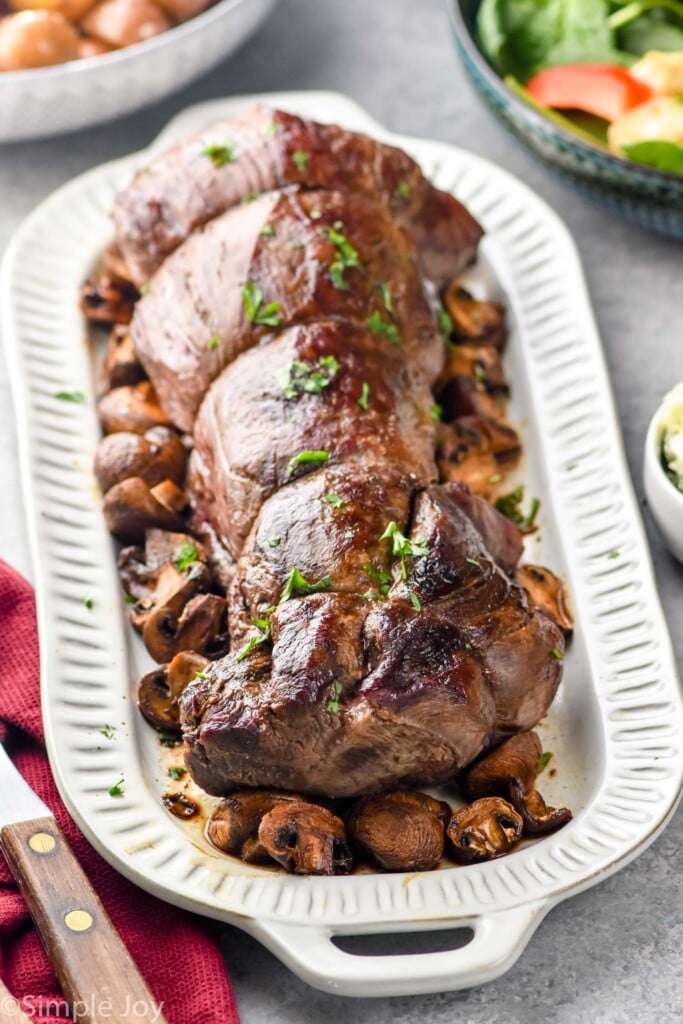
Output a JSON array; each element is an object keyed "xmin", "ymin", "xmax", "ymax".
[{"xmin": 447, "ymin": 0, "xmax": 683, "ymax": 239}]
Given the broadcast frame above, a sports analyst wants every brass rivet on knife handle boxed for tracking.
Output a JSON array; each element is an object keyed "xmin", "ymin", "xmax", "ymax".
[{"xmin": 0, "ymin": 816, "xmax": 168, "ymax": 1024}]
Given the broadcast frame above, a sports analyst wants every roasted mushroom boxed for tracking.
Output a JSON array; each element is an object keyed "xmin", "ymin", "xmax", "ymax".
[
  {"xmin": 101, "ymin": 325, "xmax": 146, "ymax": 391},
  {"xmin": 442, "ymin": 283, "xmax": 506, "ymax": 349},
  {"xmin": 162, "ymin": 792, "xmax": 199, "ymax": 820},
  {"xmin": 447, "ymin": 797, "xmax": 523, "ymax": 863},
  {"xmin": 347, "ymin": 791, "xmax": 450, "ymax": 872},
  {"xmin": 436, "ymin": 415, "xmax": 521, "ymax": 495},
  {"xmin": 258, "ymin": 800, "xmax": 353, "ymax": 875},
  {"xmin": 206, "ymin": 790, "xmax": 300, "ymax": 863},
  {"xmin": 516, "ymin": 565, "xmax": 574, "ymax": 634},
  {"xmin": 437, "ymin": 343, "xmax": 508, "ymax": 422},
  {"xmin": 98, "ymin": 381, "xmax": 171, "ymax": 435},
  {"xmin": 103, "ymin": 477, "xmax": 188, "ymax": 543},
  {"xmin": 462, "ymin": 732, "xmax": 572, "ymax": 835},
  {"xmin": 138, "ymin": 649, "xmax": 208, "ymax": 731},
  {"xmin": 143, "ymin": 589, "xmax": 228, "ymax": 663},
  {"xmin": 79, "ymin": 272, "xmax": 138, "ymax": 325},
  {"xmin": 119, "ymin": 529, "xmax": 210, "ymax": 630},
  {"xmin": 95, "ymin": 426, "xmax": 187, "ymax": 493}
]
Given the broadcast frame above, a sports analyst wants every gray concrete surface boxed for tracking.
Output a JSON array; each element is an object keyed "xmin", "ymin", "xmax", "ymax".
[{"xmin": 0, "ymin": 0, "xmax": 681, "ymax": 1020}]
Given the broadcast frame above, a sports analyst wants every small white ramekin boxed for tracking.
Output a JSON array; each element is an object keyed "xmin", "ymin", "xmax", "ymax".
[{"xmin": 644, "ymin": 394, "xmax": 683, "ymax": 562}]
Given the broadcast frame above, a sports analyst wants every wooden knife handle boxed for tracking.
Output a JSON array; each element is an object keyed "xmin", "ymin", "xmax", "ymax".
[
  {"xmin": 0, "ymin": 816, "xmax": 167, "ymax": 1024},
  {"xmin": 0, "ymin": 977, "xmax": 33, "ymax": 1023}
]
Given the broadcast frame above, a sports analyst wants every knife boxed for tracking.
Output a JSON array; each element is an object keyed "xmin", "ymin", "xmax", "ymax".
[{"xmin": 0, "ymin": 741, "xmax": 167, "ymax": 1024}]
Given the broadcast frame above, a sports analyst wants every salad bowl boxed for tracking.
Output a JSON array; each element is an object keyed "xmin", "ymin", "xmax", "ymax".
[{"xmin": 447, "ymin": 0, "xmax": 683, "ymax": 239}]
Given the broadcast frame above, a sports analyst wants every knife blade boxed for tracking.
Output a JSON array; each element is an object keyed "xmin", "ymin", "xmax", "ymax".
[{"xmin": 0, "ymin": 739, "xmax": 167, "ymax": 1024}]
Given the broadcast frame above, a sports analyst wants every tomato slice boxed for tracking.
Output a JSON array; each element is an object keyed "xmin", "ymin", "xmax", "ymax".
[{"xmin": 526, "ymin": 64, "xmax": 652, "ymax": 123}]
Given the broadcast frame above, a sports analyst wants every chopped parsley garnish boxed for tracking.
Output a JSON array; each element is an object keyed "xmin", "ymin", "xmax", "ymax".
[
  {"xmin": 264, "ymin": 119, "xmax": 277, "ymax": 137},
  {"xmin": 236, "ymin": 616, "xmax": 272, "ymax": 662},
  {"xmin": 99, "ymin": 724, "xmax": 116, "ymax": 740},
  {"xmin": 139, "ymin": 282, "xmax": 151, "ymax": 296},
  {"xmin": 397, "ymin": 179, "xmax": 411, "ymax": 199},
  {"xmin": 158, "ymin": 730, "xmax": 180, "ymax": 748},
  {"xmin": 194, "ymin": 670, "xmax": 207, "ymax": 680},
  {"xmin": 488, "ymin": 473, "xmax": 503, "ymax": 485},
  {"xmin": 538, "ymin": 751, "xmax": 553, "ymax": 774},
  {"xmin": 286, "ymin": 449, "xmax": 329, "ymax": 479},
  {"xmin": 175, "ymin": 542, "xmax": 199, "ymax": 572},
  {"xmin": 326, "ymin": 680, "xmax": 343, "ymax": 714},
  {"xmin": 409, "ymin": 591, "xmax": 422, "ymax": 611},
  {"xmin": 380, "ymin": 522, "xmax": 428, "ymax": 580},
  {"xmin": 322, "ymin": 223, "xmax": 360, "ymax": 291},
  {"xmin": 344, "ymin": 528, "xmax": 355, "ymax": 540},
  {"xmin": 608, "ymin": 550, "xmax": 620, "ymax": 560},
  {"xmin": 124, "ymin": 594, "xmax": 137, "ymax": 605},
  {"xmin": 437, "ymin": 305, "xmax": 453, "ymax": 337},
  {"xmin": 472, "ymin": 363, "xmax": 487, "ymax": 386},
  {"xmin": 55, "ymin": 390, "xmax": 85, "ymax": 403},
  {"xmin": 551, "ymin": 648, "xmax": 563, "ymax": 660},
  {"xmin": 358, "ymin": 382, "xmax": 370, "ymax": 411},
  {"xmin": 277, "ymin": 355, "xmax": 339, "ymax": 399},
  {"xmin": 494, "ymin": 487, "xmax": 540, "ymax": 530},
  {"xmin": 108, "ymin": 778, "xmax": 125, "ymax": 798},
  {"xmin": 376, "ymin": 282, "xmax": 394, "ymax": 313},
  {"xmin": 430, "ymin": 402, "xmax": 442, "ymax": 423},
  {"xmin": 466, "ymin": 557, "xmax": 482, "ymax": 568},
  {"xmin": 83, "ymin": 596, "xmax": 94, "ymax": 610},
  {"xmin": 464, "ymin": 641, "xmax": 473, "ymax": 650},
  {"xmin": 279, "ymin": 568, "xmax": 332, "ymax": 603},
  {"xmin": 207, "ymin": 336, "xmax": 220, "ymax": 350},
  {"xmin": 203, "ymin": 141, "xmax": 234, "ymax": 167},
  {"xmin": 242, "ymin": 279, "xmax": 282, "ymax": 327},
  {"xmin": 364, "ymin": 562, "xmax": 392, "ymax": 597},
  {"xmin": 260, "ymin": 223, "xmax": 275, "ymax": 237},
  {"xmin": 367, "ymin": 311, "xmax": 400, "ymax": 344},
  {"xmin": 267, "ymin": 537, "xmax": 281, "ymax": 548},
  {"xmin": 168, "ymin": 766, "xmax": 186, "ymax": 780},
  {"xmin": 292, "ymin": 149, "xmax": 310, "ymax": 171},
  {"xmin": 325, "ymin": 492, "xmax": 344, "ymax": 509}
]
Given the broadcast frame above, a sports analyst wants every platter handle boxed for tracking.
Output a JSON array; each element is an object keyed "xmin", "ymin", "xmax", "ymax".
[{"xmin": 248, "ymin": 899, "xmax": 550, "ymax": 997}]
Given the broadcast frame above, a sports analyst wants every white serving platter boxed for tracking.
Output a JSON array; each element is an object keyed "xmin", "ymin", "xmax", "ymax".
[{"xmin": 2, "ymin": 91, "xmax": 682, "ymax": 998}]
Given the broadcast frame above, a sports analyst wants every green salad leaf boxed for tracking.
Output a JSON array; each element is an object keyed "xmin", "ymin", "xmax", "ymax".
[{"xmin": 621, "ymin": 139, "xmax": 683, "ymax": 172}]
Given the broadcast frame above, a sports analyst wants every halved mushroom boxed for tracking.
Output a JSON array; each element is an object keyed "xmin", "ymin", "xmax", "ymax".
[
  {"xmin": 103, "ymin": 477, "xmax": 188, "ymax": 543},
  {"xmin": 437, "ymin": 343, "xmax": 508, "ymax": 422},
  {"xmin": 447, "ymin": 797, "xmax": 523, "ymax": 863},
  {"xmin": 95, "ymin": 426, "xmax": 187, "ymax": 493},
  {"xmin": 138, "ymin": 649, "xmax": 208, "ymax": 731},
  {"xmin": 162, "ymin": 793, "xmax": 199, "ymax": 820},
  {"xmin": 516, "ymin": 565, "xmax": 574, "ymax": 635},
  {"xmin": 206, "ymin": 790, "xmax": 300, "ymax": 863},
  {"xmin": 119, "ymin": 529, "xmax": 210, "ymax": 630},
  {"xmin": 143, "ymin": 589, "xmax": 228, "ymax": 663},
  {"xmin": 258, "ymin": 800, "xmax": 353, "ymax": 875},
  {"xmin": 462, "ymin": 732, "xmax": 572, "ymax": 836},
  {"xmin": 347, "ymin": 791, "xmax": 451, "ymax": 872},
  {"xmin": 443, "ymin": 284, "xmax": 506, "ymax": 349},
  {"xmin": 436, "ymin": 415, "xmax": 521, "ymax": 495},
  {"xmin": 98, "ymin": 381, "xmax": 171, "ymax": 435},
  {"xmin": 101, "ymin": 325, "xmax": 145, "ymax": 391},
  {"xmin": 79, "ymin": 272, "xmax": 138, "ymax": 325}
]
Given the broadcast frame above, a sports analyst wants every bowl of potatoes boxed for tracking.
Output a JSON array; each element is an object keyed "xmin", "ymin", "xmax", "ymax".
[{"xmin": 0, "ymin": 0, "xmax": 278, "ymax": 141}]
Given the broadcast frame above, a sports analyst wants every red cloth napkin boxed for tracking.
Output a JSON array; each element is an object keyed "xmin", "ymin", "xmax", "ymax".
[{"xmin": 0, "ymin": 561, "xmax": 240, "ymax": 1024}]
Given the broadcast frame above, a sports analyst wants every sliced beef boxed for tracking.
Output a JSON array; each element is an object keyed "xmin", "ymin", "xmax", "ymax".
[
  {"xmin": 187, "ymin": 320, "xmax": 437, "ymax": 558},
  {"xmin": 131, "ymin": 188, "xmax": 442, "ymax": 430},
  {"xmin": 113, "ymin": 105, "xmax": 482, "ymax": 287}
]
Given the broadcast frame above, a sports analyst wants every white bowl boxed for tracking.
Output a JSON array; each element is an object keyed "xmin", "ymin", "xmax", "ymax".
[
  {"xmin": 644, "ymin": 394, "xmax": 683, "ymax": 562},
  {"xmin": 0, "ymin": 0, "xmax": 278, "ymax": 142}
]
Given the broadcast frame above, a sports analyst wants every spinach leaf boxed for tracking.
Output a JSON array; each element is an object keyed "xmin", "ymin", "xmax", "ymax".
[
  {"xmin": 477, "ymin": 0, "xmax": 631, "ymax": 80},
  {"xmin": 622, "ymin": 139, "xmax": 683, "ymax": 174},
  {"xmin": 618, "ymin": 10, "xmax": 683, "ymax": 54}
]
